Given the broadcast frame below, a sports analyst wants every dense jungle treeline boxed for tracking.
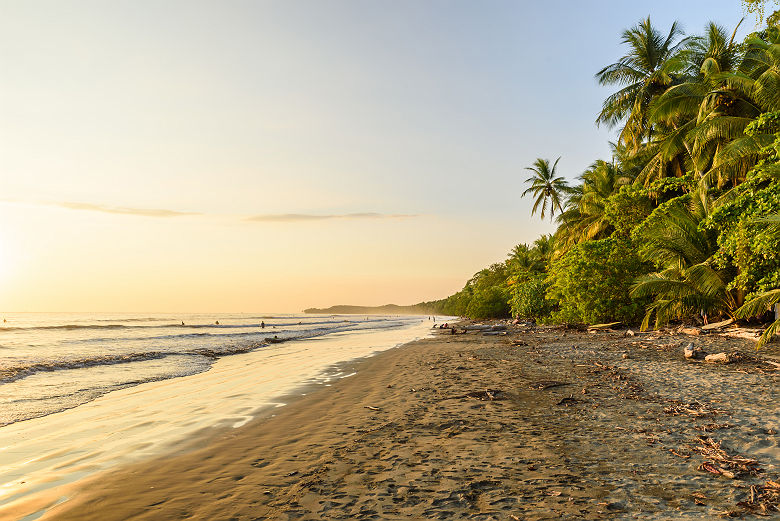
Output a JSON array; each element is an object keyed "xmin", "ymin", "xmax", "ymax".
[{"xmin": 420, "ymin": 10, "xmax": 780, "ymax": 348}]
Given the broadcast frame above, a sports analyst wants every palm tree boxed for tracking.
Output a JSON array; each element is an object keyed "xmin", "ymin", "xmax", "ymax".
[
  {"xmin": 596, "ymin": 17, "xmax": 688, "ymax": 149},
  {"xmin": 522, "ymin": 157, "xmax": 569, "ymax": 220},
  {"xmin": 554, "ymin": 160, "xmax": 631, "ymax": 251},
  {"xmin": 734, "ymin": 215, "xmax": 780, "ymax": 348},
  {"xmin": 507, "ymin": 236, "xmax": 553, "ymax": 282},
  {"xmin": 698, "ymin": 27, "xmax": 780, "ymax": 188},
  {"xmin": 735, "ymin": 288, "xmax": 780, "ymax": 348},
  {"xmin": 531, "ymin": 234, "xmax": 554, "ymax": 265},
  {"xmin": 636, "ymin": 22, "xmax": 745, "ymax": 186},
  {"xmin": 630, "ymin": 193, "xmax": 737, "ymax": 329}
]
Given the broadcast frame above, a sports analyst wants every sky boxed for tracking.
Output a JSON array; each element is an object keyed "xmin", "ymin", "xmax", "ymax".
[{"xmin": 0, "ymin": 0, "xmax": 754, "ymax": 312}]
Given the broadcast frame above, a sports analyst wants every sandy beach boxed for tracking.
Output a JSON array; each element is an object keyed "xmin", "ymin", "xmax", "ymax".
[{"xmin": 36, "ymin": 322, "xmax": 779, "ymax": 520}]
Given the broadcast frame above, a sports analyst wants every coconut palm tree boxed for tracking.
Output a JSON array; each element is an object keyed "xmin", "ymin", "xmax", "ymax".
[
  {"xmin": 698, "ymin": 27, "xmax": 780, "ymax": 188},
  {"xmin": 522, "ymin": 157, "xmax": 569, "ymax": 220},
  {"xmin": 630, "ymin": 193, "xmax": 737, "ymax": 329},
  {"xmin": 596, "ymin": 17, "xmax": 688, "ymax": 149},
  {"xmin": 554, "ymin": 160, "xmax": 631, "ymax": 251},
  {"xmin": 531, "ymin": 234, "xmax": 554, "ymax": 265},
  {"xmin": 636, "ymin": 22, "xmax": 746, "ymax": 186},
  {"xmin": 735, "ymin": 288, "xmax": 780, "ymax": 348}
]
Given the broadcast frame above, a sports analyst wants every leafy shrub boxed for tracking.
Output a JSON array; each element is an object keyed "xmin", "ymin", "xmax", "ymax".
[
  {"xmin": 509, "ymin": 277, "xmax": 551, "ymax": 319},
  {"xmin": 465, "ymin": 286, "xmax": 511, "ymax": 319},
  {"xmin": 546, "ymin": 237, "xmax": 648, "ymax": 324}
]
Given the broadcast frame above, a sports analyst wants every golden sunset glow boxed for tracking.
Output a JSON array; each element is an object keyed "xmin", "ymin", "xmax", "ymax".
[{"xmin": 0, "ymin": 1, "xmax": 748, "ymax": 313}]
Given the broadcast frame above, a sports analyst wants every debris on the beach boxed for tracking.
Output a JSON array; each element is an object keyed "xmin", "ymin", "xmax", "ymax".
[
  {"xmin": 625, "ymin": 329, "xmax": 635, "ymax": 337},
  {"xmin": 449, "ymin": 389, "xmax": 506, "ymax": 401},
  {"xmin": 669, "ymin": 448, "xmax": 691, "ymax": 459},
  {"xmin": 588, "ymin": 322, "xmax": 621, "ymax": 331},
  {"xmin": 693, "ymin": 423, "xmax": 733, "ymax": 432},
  {"xmin": 680, "ymin": 327, "xmax": 701, "ymax": 336},
  {"xmin": 684, "ymin": 343, "xmax": 705, "ymax": 360},
  {"xmin": 364, "ymin": 405, "xmax": 381, "ymax": 411},
  {"xmin": 529, "ymin": 380, "xmax": 570, "ymax": 390},
  {"xmin": 692, "ymin": 436, "xmax": 762, "ymax": 479},
  {"xmin": 622, "ymin": 353, "xmax": 630, "ymax": 359},
  {"xmin": 698, "ymin": 462, "xmax": 736, "ymax": 478},
  {"xmin": 701, "ymin": 318, "xmax": 735, "ymax": 331},
  {"xmin": 464, "ymin": 324, "xmax": 506, "ymax": 331},
  {"xmin": 736, "ymin": 480, "xmax": 780, "ymax": 515},
  {"xmin": 556, "ymin": 394, "xmax": 580, "ymax": 406},
  {"xmin": 704, "ymin": 352, "xmax": 739, "ymax": 364},
  {"xmin": 664, "ymin": 400, "xmax": 723, "ymax": 417},
  {"xmin": 722, "ymin": 327, "xmax": 764, "ymax": 339}
]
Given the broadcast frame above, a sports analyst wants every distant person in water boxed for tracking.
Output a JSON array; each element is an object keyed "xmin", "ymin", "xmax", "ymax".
[
  {"xmin": 181, "ymin": 321, "xmax": 184, "ymax": 326},
  {"xmin": 215, "ymin": 320, "xmax": 219, "ymax": 325},
  {"xmin": 261, "ymin": 321, "xmax": 265, "ymax": 328}
]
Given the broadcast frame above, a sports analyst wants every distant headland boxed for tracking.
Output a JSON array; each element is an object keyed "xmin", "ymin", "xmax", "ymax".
[{"xmin": 303, "ymin": 304, "xmax": 435, "ymax": 315}]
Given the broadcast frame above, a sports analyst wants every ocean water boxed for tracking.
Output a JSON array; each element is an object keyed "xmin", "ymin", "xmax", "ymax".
[
  {"xmin": 0, "ymin": 312, "xmax": 435, "ymax": 519},
  {"xmin": 0, "ymin": 312, "xmax": 424, "ymax": 427}
]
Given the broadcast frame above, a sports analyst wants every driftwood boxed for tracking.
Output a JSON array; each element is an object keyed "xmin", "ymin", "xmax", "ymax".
[
  {"xmin": 464, "ymin": 324, "xmax": 507, "ymax": 332},
  {"xmin": 587, "ymin": 322, "xmax": 621, "ymax": 331},
  {"xmin": 692, "ymin": 436, "xmax": 762, "ymax": 479},
  {"xmin": 701, "ymin": 318, "xmax": 734, "ymax": 331},
  {"xmin": 704, "ymin": 351, "xmax": 743, "ymax": 364},
  {"xmin": 684, "ymin": 343, "xmax": 705, "ymax": 360}
]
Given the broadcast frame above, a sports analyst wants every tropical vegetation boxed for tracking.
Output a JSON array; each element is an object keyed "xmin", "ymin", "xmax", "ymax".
[{"xmin": 422, "ymin": 8, "xmax": 780, "ymax": 347}]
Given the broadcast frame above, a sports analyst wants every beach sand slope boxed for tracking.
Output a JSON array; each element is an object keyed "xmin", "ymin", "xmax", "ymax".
[{"xmin": 45, "ymin": 325, "xmax": 779, "ymax": 520}]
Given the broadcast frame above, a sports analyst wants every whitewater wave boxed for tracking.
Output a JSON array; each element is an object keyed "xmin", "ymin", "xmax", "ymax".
[{"xmin": 0, "ymin": 319, "xmax": 351, "ymax": 333}]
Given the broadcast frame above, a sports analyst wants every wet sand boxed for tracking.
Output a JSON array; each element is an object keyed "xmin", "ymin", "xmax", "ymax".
[{"xmin": 43, "ymin": 324, "xmax": 779, "ymax": 520}]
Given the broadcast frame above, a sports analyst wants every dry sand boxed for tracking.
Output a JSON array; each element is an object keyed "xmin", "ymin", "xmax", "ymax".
[{"xmin": 43, "ymin": 324, "xmax": 779, "ymax": 520}]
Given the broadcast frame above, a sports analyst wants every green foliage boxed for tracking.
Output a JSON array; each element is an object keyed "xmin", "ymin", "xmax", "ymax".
[
  {"xmin": 466, "ymin": 285, "xmax": 511, "ymax": 319},
  {"xmin": 631, "ymin": 194, "xmax": 738, "ymax": 328},
  {"xmin": 706, "ymin": 122, "xmax": 780, "ymax": 297},
  {"xmin": 509, "ymin": 277, "xmax": 551, "ymax": 319},
  {"xmin": 419, "ymin": 14, "xmax": 780, "ymax": 345},
  {"xmin": 546, "ymin": 237, "xmax": 648, "ymax": 324},
  {"xmin": 647, "ymin": 174, "xmax": 695, "ymax": 199},
  {"xmin": 555, "ymin": 160, "xmax": 631, "ymax": 252},
  {"xmin": 604, "ymin": 185, "xmax": 654, "ymax": 236},
  {"xmin": 522, "ymin": 158, "xmax": 570, "ymax": 220},
  {"xmin": 735, "ymin": 287, "xmax": 780, "ymax": 347},
  {"xmin": 742, "ymin": 2, "xmax": 780, "ymax": 25}
]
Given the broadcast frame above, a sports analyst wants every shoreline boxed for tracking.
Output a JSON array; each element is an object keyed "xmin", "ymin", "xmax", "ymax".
[
  {"xmin": 0, "ymin": 319, "xmax": 434, "ymax": 521},
  {"xmin": 39, "ymin": 324, "xmax": 780, "ymax": 519}
]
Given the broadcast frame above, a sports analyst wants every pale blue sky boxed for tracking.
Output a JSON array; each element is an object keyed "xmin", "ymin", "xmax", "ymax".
[{"xmin": 0, "ymin": 1, "xmax": 754, "ymax": 311}]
